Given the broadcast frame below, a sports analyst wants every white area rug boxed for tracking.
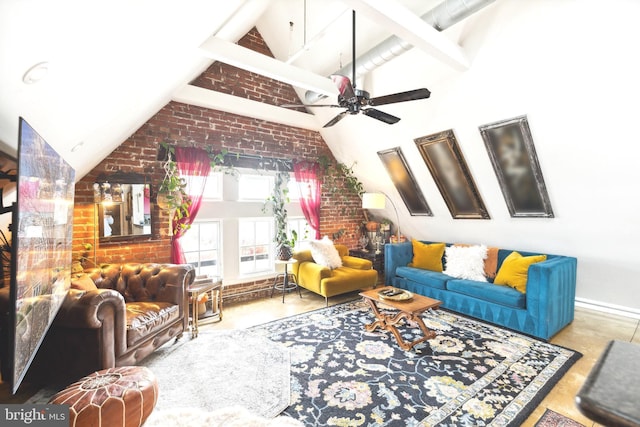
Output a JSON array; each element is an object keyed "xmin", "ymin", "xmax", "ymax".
[
  {"xmin": 144, "ymin": 406, "xmax": 303, "ymax": 427},
  {"xmin": 142, "ymin": 329, "xmax": 291, "ymax": 418}
]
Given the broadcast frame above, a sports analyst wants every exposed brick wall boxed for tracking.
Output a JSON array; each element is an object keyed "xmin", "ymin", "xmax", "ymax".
[{"xmin": 72, "ymin": 28, "xmax": 363, "ymax": 303}]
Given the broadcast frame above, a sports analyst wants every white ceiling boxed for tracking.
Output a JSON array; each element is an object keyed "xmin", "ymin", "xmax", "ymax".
[{"xmin": 0, "ymin": 0, "xmax": 477, "ymax": 179}]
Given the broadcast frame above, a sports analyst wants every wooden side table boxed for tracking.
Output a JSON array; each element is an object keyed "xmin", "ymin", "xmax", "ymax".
[{"xmin": 187, "ymin": 275, "xmax": 223, "ymax": 338}]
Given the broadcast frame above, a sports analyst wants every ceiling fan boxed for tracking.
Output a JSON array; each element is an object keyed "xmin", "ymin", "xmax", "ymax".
[{"xmin": 281, "ymin": 10, "xmax": 431, "ymax": 128}]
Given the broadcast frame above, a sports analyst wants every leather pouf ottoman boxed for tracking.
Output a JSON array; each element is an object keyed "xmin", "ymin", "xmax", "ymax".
[{"xmin": 49, "ymin": 366, "xmax": 158, "ymax": 427}]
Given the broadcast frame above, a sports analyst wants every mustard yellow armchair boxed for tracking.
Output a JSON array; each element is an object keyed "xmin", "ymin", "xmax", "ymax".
[{"xmin": 292, "ymin": 244, "xmax": 378, "ymax": 305}]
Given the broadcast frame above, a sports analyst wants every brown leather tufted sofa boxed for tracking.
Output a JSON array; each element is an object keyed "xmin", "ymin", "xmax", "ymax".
[{"xmin": 30, "ymin": 263, "xmax": 195, "ymax": 385}]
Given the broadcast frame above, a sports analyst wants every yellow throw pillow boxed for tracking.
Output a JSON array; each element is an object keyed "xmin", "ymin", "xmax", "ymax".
[
  {"xmin": 408, "ymin": 240, "xmax": 446, "ymax": 272},
  {"xmin": 494, "ymin": 251, "xmax": 547, "ymax": 293}
]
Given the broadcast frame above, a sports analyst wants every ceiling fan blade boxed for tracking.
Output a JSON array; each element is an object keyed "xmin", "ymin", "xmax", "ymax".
[
  {"xmin": 330, "ymin": 75, "xmax": 356, "ymax": 101},
  {"xmin": 368, "ymin": 88, "xmax": 431, "ymax": 106},
  {"xmin": 323, "ymin": 111, "xmax": 349, "ymax": 128},
  {"xmin": 280, "ymin": 103, "xmax": 341, "ymax": 108},
  {"xmin": 362, "ymin": 108, "xmax": 401, "ymax": 125}
]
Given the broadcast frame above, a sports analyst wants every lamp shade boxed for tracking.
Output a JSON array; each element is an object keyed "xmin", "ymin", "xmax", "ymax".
[{"xmin": 362, "ymin": 192, "xmax": 386, "ymax": 209}]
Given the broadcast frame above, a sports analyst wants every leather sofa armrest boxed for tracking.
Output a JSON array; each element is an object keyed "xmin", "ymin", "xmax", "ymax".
[
  {"xmin": 54, "ymin": 289, "xmax": 127, "ymax": 329},
  {"xmin": 342, "ymin": 256, "xmax": 373, "ymax": 270},
  {"xmin": 52, "ymin": 288, "xmax": 128, "ymax": 369}
]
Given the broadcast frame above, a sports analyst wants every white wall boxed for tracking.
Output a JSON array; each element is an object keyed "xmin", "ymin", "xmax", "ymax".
[{"xmin": 320, "ymin": 0, "xmax": 640, "ymax": 311}]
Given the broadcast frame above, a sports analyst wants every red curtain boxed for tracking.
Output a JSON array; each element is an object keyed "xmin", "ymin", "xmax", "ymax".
[
  {"xmin": 294, "ymin": 161, "xmax": 321, "ymax": 239},
  {"xmin": 171, "ymin": 147, "xmax": 211, "ymax": 264}
]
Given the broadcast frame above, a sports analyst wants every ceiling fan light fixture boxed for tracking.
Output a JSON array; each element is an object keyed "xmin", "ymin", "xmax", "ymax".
[
  {"xmin": 282, "ymin": 11, "xmax": 431, "ymax": 128},
  {"xmin": 23, "ymin": 61, "xmax": 49, "ymax": 84}
]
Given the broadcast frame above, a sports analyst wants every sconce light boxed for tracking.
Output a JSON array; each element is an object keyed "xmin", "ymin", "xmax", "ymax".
[{"xmin": 362, "ymin": 192, "xmax": 402, "ymax": 241}]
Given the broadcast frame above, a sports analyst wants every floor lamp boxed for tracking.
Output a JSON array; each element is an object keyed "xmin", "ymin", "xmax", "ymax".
[{"xmin": 362, "ymin": 192, "xmax": 401, "ymax": 242}]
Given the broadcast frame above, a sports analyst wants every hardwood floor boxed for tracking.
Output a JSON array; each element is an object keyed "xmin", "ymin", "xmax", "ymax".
[{"xmin": 2, "ymin": 288, "xmax": 638, "ymax": 427}]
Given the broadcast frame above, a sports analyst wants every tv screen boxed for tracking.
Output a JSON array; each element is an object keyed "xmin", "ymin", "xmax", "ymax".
[{"xmin": 9, "ymin": 117, "xmax": 75, "ymax": 393}]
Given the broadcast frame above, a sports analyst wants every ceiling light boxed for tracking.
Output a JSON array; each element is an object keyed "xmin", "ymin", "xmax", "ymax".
[
  {"xmin": 70, "ymin": 142, "xmax": 84, "ymax": 152},
  {"xmin": 22, "ymin": 62, "xmax": 49, "ymax": 84}
]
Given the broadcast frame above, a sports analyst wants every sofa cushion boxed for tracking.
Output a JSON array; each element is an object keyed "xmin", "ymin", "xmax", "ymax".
[
  {"xmin": 494, "ymin": 251, "xmax": 547, "ymax": 293},
  {"xmin": 396, "ymin": 266, "xmax": 450, "ymax": 290},
  {"xmin": 454, "ymin": 244, "xmax": 499, "ymax": 279},
  {"xmin": 408, "ymin": 240, "xmax": 445, "ymax": 272},
  {"xmin": 320, "ymin": 267, "xmax": 378, "ymax": 298},
  {"xmin": 446, "ymin": 279, "xmax": 526, "ymax": 309},
  {"xmin": 309, "ymin": 237, "xmax": 342, "ymax": 269},
  {"xmin": 126, "ymin": 302, "xmax": 180, "ymax": 347},
  {"xmin": 443, "ymin": 245, "xmax": 488, "ymax": 282}
]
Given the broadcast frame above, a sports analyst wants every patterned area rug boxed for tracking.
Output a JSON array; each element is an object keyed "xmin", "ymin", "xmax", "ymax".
[
  {"xmin": 534, "ymin": 409, "xmax": 586, "ymax": 427},
  {"xmin": 142, "ymin": 329, "xmax": 291, "ymax": 418},
  {"xmin": 250, "ymin": 300, "xmax": 581, "ymax": 426}
]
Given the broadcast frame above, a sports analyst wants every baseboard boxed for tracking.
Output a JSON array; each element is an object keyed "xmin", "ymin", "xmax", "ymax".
[{"xmin": 575, "ymin": 298, "xmax": 640, "ymax": 320}]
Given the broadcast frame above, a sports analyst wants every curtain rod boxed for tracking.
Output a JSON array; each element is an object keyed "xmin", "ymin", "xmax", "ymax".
[{"xmin": 157, "ymin": 145, "xmax": 293, "ymax": 172}]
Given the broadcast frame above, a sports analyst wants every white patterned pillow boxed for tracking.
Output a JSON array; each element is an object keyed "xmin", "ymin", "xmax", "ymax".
[
  {"xmin": 443, "ymin": 245, "xmax": 488, "ymax": 282},
  {"xmin": 308, "ymin": 237, "xmax": 342, "ymax": 269}
]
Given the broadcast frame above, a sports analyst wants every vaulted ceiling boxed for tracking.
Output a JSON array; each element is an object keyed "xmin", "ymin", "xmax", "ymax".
[
  {"xmin": 3, "ymin": 1, "xmax": 640, "ymax": 311},
  {"xmin": 0, "ymin": 0, "xmax": 489, "ymax": 179}
]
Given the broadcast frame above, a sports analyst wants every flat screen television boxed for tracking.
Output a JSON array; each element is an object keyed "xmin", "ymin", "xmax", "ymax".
[{"xmin": 6, "ymin": 117, "xmax": 75, "ymax": 393}]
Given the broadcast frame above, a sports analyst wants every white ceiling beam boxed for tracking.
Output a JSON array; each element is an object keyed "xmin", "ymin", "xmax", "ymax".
[
  {"xmin": 199, "ymin": 36, "xmax": 339, "ymax": 97},
  {"xmin": 342, "ymin": 0, "xmax": 470, "ymax": 70},
  {"xmin": 172, "ymin": 85, "xmax": 321, "ymax": 131}
]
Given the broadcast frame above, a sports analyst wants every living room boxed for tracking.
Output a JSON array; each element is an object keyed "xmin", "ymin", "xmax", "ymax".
[{"xmin": 1, "ymin": 0, "xmax": 639, "ymax": 426}]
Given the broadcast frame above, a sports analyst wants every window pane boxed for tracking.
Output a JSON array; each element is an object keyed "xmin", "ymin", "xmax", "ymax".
[
  {"xmin": 254, "ymin": 220, "xmax": 271, "ymax": 244},
  {"xmin": 240, "ymin": 246, "xmax": 255, "ymax": 257},
  {"xmin": 238, "ymin": 219, "xmax": 273, "ymax": 275},
  {"xmin": 287, "ymin": 217, "xmax": 311, "ymax": 250},
  {"xmin": 184, "ymin": 252, "xmax": 199, "ymax": 264},
  {"xmin": 181, "ymin": 221, "xmax": 222, "ymax": 276},
  {"xmin": 181, "ymin": 226, "xmax": 199, "ymax": 249},
  {"xmin": 239, "ymin": 223, "xmax": 255, "ymax": 246},
  {"xmin": 202, "ymin": 172, "xmax": 222, "ymax": 200},
  {"xmin": 200, "ymin": 264, "xmax": 218, "ymax": 277},
  {"xmin": 239, "ymin": 258, "xmax": 254, "ymax": 275},
  {"xmin": 199, "ymin": 222, "xmax": 219, "ymax": 250},
  {"xmin": 239, "ymin": 174, "xmax": 273, "ymax": 200},
  {"xmin": 199, "ymin": 250, "xmax": 217, "ymax": 264},
  {"xmin": 287, "ymin": 179, "xmax": 301, "ymax": 200}
]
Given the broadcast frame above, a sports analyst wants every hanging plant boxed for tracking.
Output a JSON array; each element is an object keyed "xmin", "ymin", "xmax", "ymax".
[
  {"xmin": 157, "ymin": 143, "xmax": 192, "ymax": 233},
  {"xmin": 263, "ymin": 170, "xmax": 297, "ymax": 260}
]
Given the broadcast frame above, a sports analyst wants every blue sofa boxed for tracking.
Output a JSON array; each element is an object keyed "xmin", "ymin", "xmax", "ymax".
[{"xmin": 384, "ymin": 241, "xmax": 577, "ymax": 340}]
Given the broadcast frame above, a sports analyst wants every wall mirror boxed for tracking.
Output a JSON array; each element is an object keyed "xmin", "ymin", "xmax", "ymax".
[{"xmin": 94, "ymin": 172, "xmax": 151, "ymax": 240}]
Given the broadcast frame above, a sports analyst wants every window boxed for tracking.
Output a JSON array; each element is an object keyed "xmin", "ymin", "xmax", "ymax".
[
  {"xmin": 286, "ymin": 178, "xmax": 301, "ymax": 200},
  {"xmin": 182, "ymin": 221, "xmax": 221, "ymax": 276},
  {"xmin": 201, "ymin": 172, "xmax": 222, "ymax": 200},
  {"xmin": 238, "ymin": 174, "xmax": 273, "ymax": 201},
  {"xmin": 239, "ymin": 218, "xmax": 273, "ymax": 275},
  {"xmin": 287, "ymin": 217, "xmax": 311, "ymax": 250},
  {"xmin": 185, "ymin": 171, "xmax": 222, "ymax": 200}
]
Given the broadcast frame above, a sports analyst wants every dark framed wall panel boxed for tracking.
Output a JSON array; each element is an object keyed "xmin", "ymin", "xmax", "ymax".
[
  {"xmin": 479, "ymin": 115, "xmax": 554, "ymax": 218},
  {"xmin": 414, "ymin": 130, "xmax": 490, "ymax": 219},
  {"xmin": 377, "ymin": 147, "xmax": 432, "ymax": 216}
]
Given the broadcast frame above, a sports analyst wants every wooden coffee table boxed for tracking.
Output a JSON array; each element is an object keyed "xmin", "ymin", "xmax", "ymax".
[{"xmin": 360, "ymin": 286, "xmax": 442, "ymax": 351}]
